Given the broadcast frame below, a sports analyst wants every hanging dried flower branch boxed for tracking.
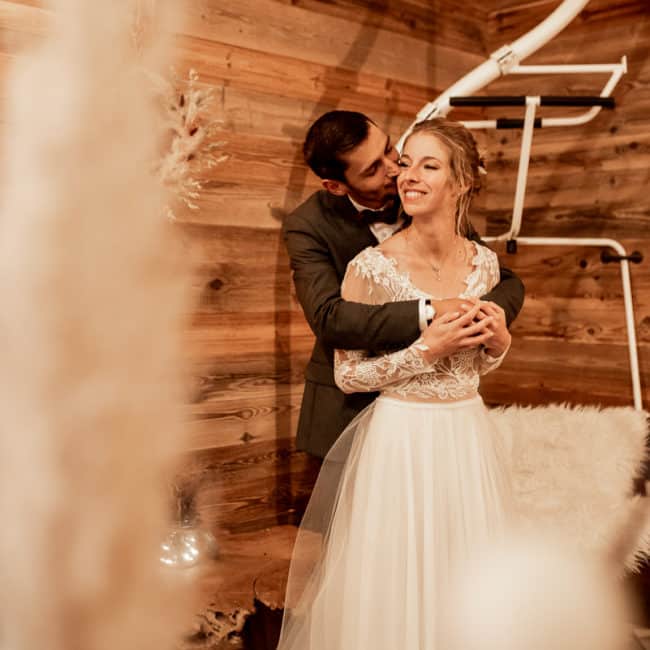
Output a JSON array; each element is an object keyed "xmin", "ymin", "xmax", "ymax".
[{"xmin": 152, "ymin": 68, "xmax": 229, "ymax": 221}]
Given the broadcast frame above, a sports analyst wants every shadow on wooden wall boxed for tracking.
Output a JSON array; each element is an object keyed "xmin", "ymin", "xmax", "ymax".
[{"xmin": 273, "ymin": 1, "xmax": 395, "ymax": 529}]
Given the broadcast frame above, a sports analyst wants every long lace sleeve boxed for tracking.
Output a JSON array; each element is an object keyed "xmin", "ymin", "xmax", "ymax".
[
  {"xmin": 478, "ymin": 345, "xmax": 509, "ymax": 376},
  {"xmin": 333, "ymin": 255, "xmax": 431, "ymax": 394}
]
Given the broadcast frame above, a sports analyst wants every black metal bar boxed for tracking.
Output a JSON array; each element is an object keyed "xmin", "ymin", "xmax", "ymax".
[
  {"xmin": 540, "ymin": 96, "xmax": 615, "ymax": 108},
  {"xmin": 601, "ymin": 250, "xmax": 643, "ymax": 264},
  {"xmin": 450, "ymin": 95, "xmax": 615, "ymax": 108},
  {"xmin": 450, "ymin": 96, "xmax": 526, "ymax": 107},
  {"xmin": 496, "ymin": 118, "xmax": 542, "ymax": 129}
]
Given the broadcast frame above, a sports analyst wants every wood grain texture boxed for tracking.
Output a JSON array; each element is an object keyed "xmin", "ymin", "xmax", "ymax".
[
  {"xmin": 479, "ymin": 0, "xmax": 650, "ymax": 412},
  {"xmin": 177, "ymin": 1, "xmax": 650, "ymax": 641},
  {"xmin": 186, "ymin": 439, "xmax": 320, "ymax": 534},
  {"xmin": 487, "ymin": 0, "xmax": 649, "ymax": 47},
  {"xmin": 271, "ymin": 0, "xmax": 486, "ymax": 51},
  {"xmin": 481, "ymin": 338, "xmax": 650, "ymax": 408},
  {"xmin": 3, "ymin": 2, "xmax": 649, "ymax": 641},
  {"xmin": 2, "ymin": 0, "xmax": 648, "ymax": 542},
  {"xmin": 173, "ymin": 34, "xmax": 444, "ymax": 120},
  {"xmin": 159, "ymin": 0, "xmax": 482, "ymax": 532},
  {"xmin": 176, "ymin": 0, "xmax": 483, "ymax": 90}
]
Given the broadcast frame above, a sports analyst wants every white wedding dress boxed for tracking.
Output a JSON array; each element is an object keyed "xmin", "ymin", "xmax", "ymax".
[{"xmin": 277, "ymin": 241, "xmax": 514, "ymax": 650}]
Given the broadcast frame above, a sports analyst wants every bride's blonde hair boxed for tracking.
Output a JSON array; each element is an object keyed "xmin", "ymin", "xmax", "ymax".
[{"xmin": 404, "ymin": 118, "xmax": 483, "ymax": 236}]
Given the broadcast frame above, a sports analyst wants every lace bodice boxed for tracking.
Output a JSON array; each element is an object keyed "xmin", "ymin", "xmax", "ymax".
[{"xmin": 334, "ymin": 242, "xmax": 509, "ymax": 401}]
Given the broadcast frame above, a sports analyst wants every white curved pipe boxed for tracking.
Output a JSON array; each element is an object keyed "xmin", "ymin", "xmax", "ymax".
[
  {"xmin": 511, "ymin": 98, "xmax": 539, "ymax": 238},
  {"xmin": 482, "ymin": 237, "xmax": 643, "ymax": 410},
  {"xmin": 398, "ymin": 0, "xmax": 591, "ymax": 149},
  {"xmin": 540, "ymin": 56, "xmax": 627, "ymax": 127},
  {"xmin": 509, "ymin": 0, "xmax": 590, "ymax": 61}
]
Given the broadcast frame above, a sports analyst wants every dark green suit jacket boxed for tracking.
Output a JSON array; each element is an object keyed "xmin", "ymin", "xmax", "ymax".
[{"xmin": 283, "ymin": 190, "xmax": 524, "ymax": 458}]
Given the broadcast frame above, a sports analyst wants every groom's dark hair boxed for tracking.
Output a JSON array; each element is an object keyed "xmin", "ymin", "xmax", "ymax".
[{"xmin": 303, "ymin": 111, "xmax": 374, "ymax": 182}]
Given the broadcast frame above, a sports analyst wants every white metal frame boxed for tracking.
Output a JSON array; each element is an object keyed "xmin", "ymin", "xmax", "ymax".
[
  {"xmin": 477, "ymin": 83, "xmax": 642, "ymax": 410},
  {"xmin": 397, "ymin": 0, "xmax": 593, "ymax": 148},
  {"xmin": 396, "ymin": 0, "xmax": 642, "ymax": 409},
  {"xmin": 491, "ymin": 236, "xmax": 643, "ymax": 410},
  {"xmin": 462, "ymin": 57, "xmax": 627, "ymax": 131}
]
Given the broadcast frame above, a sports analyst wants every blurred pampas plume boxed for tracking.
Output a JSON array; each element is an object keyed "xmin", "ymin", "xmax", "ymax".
[
  {"xmin": 443, "ymin": 530, "xmax": 632, "ymax": 650},
  {"xmin": 0, "ymin": 1, "xmax": 195, "ymax": 650}
]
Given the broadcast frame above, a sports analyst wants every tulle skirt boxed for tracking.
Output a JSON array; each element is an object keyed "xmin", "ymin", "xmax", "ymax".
[{"xmin": 277, "ymin": 394, "xmax": 512, "ymax": 650}]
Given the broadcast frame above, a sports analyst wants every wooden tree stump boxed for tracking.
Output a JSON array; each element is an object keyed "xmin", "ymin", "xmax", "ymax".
[{"xmin": 180, "ymin": 525, "xmax": 302, "ymax": 649}]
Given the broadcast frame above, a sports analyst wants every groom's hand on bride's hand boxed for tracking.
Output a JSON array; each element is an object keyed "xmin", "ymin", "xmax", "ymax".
[
  {"xmin": 476, "ymin": 301, "xmax": 511, "ymax": 357},
  {"xmin": 419, "ymin": 301, "xmax": 494, "ymax": 363}
]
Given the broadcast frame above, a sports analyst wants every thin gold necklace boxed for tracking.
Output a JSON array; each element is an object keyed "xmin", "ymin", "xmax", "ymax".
[{"xmin": 407, "ymin": 227, "xmax": 463, "ymax": 282}]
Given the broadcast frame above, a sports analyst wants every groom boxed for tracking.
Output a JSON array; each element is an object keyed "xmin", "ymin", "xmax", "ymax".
[{"xmin": 284, "ymin": 110, "xmax": 524, "ymax": 458}]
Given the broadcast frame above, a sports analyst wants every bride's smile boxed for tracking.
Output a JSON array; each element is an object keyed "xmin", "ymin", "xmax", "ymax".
[{"xmin": 397, "ymin": 133, "xmax": 458, "ymax": 219}]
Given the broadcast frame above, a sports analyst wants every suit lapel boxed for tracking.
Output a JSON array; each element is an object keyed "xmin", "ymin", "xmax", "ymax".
[{"xmin": 321, "ymin": 192, "xmax": 378, "ymax": 247}]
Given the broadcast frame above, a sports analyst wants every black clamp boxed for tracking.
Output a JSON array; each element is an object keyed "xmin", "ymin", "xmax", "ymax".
[
  {"xmin": 600, "ymin": 250, "xmax": 643, "ymax": 264},
  {"xmin": 506, "ymin": 239, "xmax": 518, "ymax": 254}
]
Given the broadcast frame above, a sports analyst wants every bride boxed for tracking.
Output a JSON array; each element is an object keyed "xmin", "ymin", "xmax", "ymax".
[{"xmin": 276, "ymin": 118, "xmax": 514, "ymax": 650}]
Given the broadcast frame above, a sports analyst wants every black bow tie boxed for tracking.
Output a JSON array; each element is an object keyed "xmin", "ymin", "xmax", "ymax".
[{"xmin": 358, "ymin": 201, "xmax": 400, "ymax": 225}]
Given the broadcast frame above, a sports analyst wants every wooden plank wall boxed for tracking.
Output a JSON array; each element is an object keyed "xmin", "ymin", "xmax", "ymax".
[
  {"xmin": 175, "ymin": 0, "xmax": 489, "ymax": 534},
  {"xmin": 3, "ymin": 0, "xmax": 646, "ymax": 537},
  {"xmin": 475, "ymin": 0, "xmax": 650, "ymax": 408},
  {"xmin": 0, "ymin": 0, "xmax": 488, "ymax": 534}
]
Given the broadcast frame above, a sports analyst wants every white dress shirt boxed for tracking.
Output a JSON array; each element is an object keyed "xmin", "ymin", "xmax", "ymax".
[{"xmin": 347, "ymin": 196, "xmax": 432, "ymax": 331}]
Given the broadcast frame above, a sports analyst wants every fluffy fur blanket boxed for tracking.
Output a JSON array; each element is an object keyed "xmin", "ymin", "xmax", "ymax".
[{"xmin": 490, "ymin": 403, "xmax": 650, "ymax": 572}]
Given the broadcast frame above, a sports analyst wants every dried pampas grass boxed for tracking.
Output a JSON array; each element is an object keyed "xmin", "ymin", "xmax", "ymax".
[
  {"xmin": 443, "ymin": 531, "xmax": 632, "ymax": 650},
  {"xmin": 0, "ymin": 1, "xmax": 195, "ymax": 649},
  {"xmin": 152, "ymin": 68, "xmax": 229, "ymax": 220}
]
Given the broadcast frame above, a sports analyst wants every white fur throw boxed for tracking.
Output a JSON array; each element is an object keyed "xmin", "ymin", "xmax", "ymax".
[{"xmin": 489, "ymin": 403, "xmax": 650, "ymax": 572}]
